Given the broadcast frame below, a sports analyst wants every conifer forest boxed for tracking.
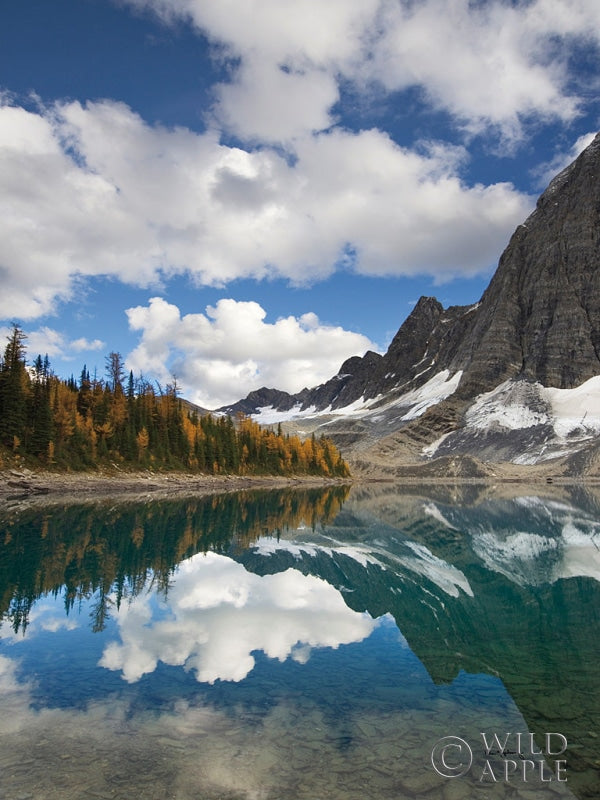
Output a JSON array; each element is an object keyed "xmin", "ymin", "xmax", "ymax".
[{"xmin": 0, "ymin": 326, "xmax": 350, "ymax": 477}]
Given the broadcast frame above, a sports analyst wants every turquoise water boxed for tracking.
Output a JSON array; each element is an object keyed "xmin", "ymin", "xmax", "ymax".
[{"xmin": 0, "ymin": 484, "xmax": 598, "ymax": 799}]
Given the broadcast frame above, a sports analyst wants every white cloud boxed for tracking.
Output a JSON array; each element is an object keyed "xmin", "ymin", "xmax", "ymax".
[
  {"xmin": 126, "ymin": 0, "xmax": 378, "ymax": 143},
  {"xmin": 0, "ymin": 103, "xmax": 130, "ymax": 318},
  {"xmin": 70, "ymin": 336, "xmax": 105, "ymax": 352},
  {"xmin": 126, "ymin": 297, "xmax": 376, "ymax": 407},
  {"xmin": 0, "ymin": 325, "xmax": 106, "ymax": 362},
  {"xmin": 7, "ymin": 0, "xmax": 600, "ymax": 331},
  {"xmin": 214, "ymin": 55, "xmax": 339, "ymax": 144},
  {"xmin": 23, "ymin": 327, "xmax": 67, "ymax": 358},
  {"xmin": 369, "ymin": 0, "xmax": 589, "ymax": 142},
  {"xmin": 289, "ymin": 130, "xmax": 532, "ymax": 277},
  {"xmin": 0, "ymin": 98, "xmax": 533, "ymax": 323},
  {"xmin": 99, "ymin": 551, "xmax": 377, "ymax": 684},
  {"xmin": 126, "ymin": 0, "xmax": 600, "ymax": 145}
]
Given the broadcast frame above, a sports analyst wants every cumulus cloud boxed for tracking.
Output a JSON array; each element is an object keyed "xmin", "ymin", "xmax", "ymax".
[
  {"xmin": 3, "ymin": 0, "xmax": 598, "ymax": 324},
  {"xmin": 0, "ymin": 97, "xmax": 533, "ymax": 322},
  {"xmin": 214, "ymin": 55, "xmax": 340, "ymax": 144},
  {"xmin": 100, "ymin": 551, "xmax": 377, "ymax": 684},
  {"xmin": 369, "ymin": 0, "xmax": 590, "ymax": 141},
  {"xmin": 289, "ymin": 131, "xmax": 532, "ymax": 277},
  {"xmin": 125, "ymin": 297, "xmax": 376, "ymax": 407},
  {"xmin": 127, "ymin": 0, "xmax": 600, "ymax": 144},
  {"xmin": 0, "ymin": 325, "xmax": 104, "ymax": 362},
  {"xmin": 126, "ymin": 0, "xmax": 378, "ymax": 143},
  {"xmin": 70, "ymin": 336, "xmax": 105, "ymax": 352}
]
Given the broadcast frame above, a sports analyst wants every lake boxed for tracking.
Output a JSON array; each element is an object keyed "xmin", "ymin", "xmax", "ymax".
[{"xmin": 0, "ymin": 482, "xmax": 598, "ymax": 799}]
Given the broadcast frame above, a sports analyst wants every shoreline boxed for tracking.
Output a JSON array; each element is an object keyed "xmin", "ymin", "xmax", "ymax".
[
  {"xmin": 0, "ymin": 467, "xmax": 353, "ymax": 510},
  {"xmin": 2, "ymin": 463, "xmax": 600, "ymax": 509}
]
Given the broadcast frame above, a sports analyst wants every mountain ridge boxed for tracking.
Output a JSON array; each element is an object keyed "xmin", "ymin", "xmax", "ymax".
[{"xmin": 219, "ymin": 132, "xmax": 600, "ymax": 477}]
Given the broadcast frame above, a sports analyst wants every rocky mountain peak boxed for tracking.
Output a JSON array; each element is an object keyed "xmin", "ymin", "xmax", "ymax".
[
  {"xmin": 452, "ymin": 131, "xmax": 600, "ymax": 396},
  {"xmin": 338, "ymin": 350, "xmax": 382, "ymax": 378}
]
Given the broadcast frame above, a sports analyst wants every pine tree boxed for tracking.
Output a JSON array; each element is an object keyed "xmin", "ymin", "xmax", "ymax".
[
  {"xmin": 28, "ymin": 353, "xmax": 53, "ymax": 457},
  {"xmin": 0, "ymin": 325, "xmax": 28, "ymax": 448},
  {"xmin": 77, "ymin": 365, "xmax": 92, "ymax": 417},
  {"xmin": 105, "ymin": 352, "xmax": 125, "ymax": 393}
]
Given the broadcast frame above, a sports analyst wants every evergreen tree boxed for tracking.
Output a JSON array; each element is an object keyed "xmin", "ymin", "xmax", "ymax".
[
  {"xmin": 0, "ymin": 325, "xmax": 28, "ymax": 448},
  {"xmin": 105, "ymin": 351, "xmax": 125, "ymax": 393},
  {"xmin": 28, "ymin": 354, "xmax": 53, "ymax": 457},
  {"xmin": 77, "ymin": 365, "xmax": 92, "ymax": 417}
]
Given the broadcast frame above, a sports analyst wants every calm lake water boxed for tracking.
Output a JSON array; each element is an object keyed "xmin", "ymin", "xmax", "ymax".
[{"xmin": 0, "ymin": 482, "xmax": 599, "ymax": 800}]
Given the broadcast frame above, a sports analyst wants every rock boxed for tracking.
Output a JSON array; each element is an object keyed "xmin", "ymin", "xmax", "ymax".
[
  {"xmin": 453, "ymin": 132, "xmax": 600, "ymax": 395},
  {"xmin": 7, "ymin": 480, "xmax": 31, "ymax": 490},
  {"xmin": 398, "ymin": 769, "xmax": 445, "ymax": 794},
  {"xmin": 443, "ymin": 781, "xmax": 472, "ymax": 800}
]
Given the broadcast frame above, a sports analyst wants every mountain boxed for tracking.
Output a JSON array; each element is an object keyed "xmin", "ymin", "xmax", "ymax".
[{"xmin": 219, "ymin": 132, "xmax": 600, "ymax": 477}]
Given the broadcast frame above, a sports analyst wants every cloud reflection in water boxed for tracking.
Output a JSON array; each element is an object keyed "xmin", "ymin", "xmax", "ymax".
[{"xmin": 100, "ymin": 551, "xmax": 378, "ymax": 683}]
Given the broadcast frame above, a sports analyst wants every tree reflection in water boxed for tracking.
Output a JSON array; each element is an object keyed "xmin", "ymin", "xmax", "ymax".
[{"xmin": 0, "ymin": 485, "xmax": 350, "ymax": 634}]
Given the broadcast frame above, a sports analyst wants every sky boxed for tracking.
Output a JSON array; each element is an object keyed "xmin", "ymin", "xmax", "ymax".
[{"xmin": 1, "ymin": 0, "xmax": 599, "ymax": 409}]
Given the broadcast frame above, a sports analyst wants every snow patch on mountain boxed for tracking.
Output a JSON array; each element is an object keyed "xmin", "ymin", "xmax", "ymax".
[
  {"xmin": 466, "ymin": 380, "xmax": 547, "ymax": 431},
  {"xmin": 467, "ymin": 376, "xmax": 600, "ymax": 436},
  {"xmin": 253, "ymin": 370, "xmax": 463, "ymax": 429},
  {"xmin": 545, "ymin": 376, "xmax": 600, "ymax": 435},
  {"xmin": 424, "ymin": 374, "xmax": 600, "ymax": 463},
  {"xmin": 252, "ymin": 404, "xmax": 319, "ymax": 424},
  {"xmin": 399, "ymin": 370, "xmax": 463, "ymax": 421}
]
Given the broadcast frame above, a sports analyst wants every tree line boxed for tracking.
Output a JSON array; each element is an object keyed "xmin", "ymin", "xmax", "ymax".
[{"xmin": 0, "ymin": 325, "xmax": 350, "ymax": 477}]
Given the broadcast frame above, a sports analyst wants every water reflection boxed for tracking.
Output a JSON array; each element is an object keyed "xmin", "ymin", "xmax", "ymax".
[
  {"xmin": 100, "ymin": 552, "xmax": 376, "ymax": 683},
  {"xmin": 0, "ymin": 482, "xmax": 598, "ymax": 798},
  {"xmin": 0, "ymin": 485, "xmax": 349, "ymax": 634}
]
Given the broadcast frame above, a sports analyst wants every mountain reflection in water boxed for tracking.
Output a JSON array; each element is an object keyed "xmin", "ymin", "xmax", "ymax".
[{"xmin": 0, "ymin": 482, "xmax": 598, "ymax": 799}]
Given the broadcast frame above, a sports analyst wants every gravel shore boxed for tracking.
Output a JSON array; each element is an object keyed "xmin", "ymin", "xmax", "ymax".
[
  {"xmin": 2, "ymin": 459, "xmax": 598, "ymax": 513},
  {"xmin": 0, "ymin": 467, "xmax": 351, "ymax": 509}
]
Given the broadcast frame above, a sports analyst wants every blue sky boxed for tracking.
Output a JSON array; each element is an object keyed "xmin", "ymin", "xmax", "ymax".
[{"xmin": 1, "ymin": 0, "xmax": 599, "ymax": 408}]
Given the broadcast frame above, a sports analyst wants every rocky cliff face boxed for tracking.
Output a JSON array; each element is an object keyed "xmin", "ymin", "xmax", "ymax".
[
  {"xmin": 220, "ymin": 133, "xmax": 600, "ymax": 474},
  {"xmin": 451, "ymin": 131, "xmax": 600, "ymax": 396}
]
